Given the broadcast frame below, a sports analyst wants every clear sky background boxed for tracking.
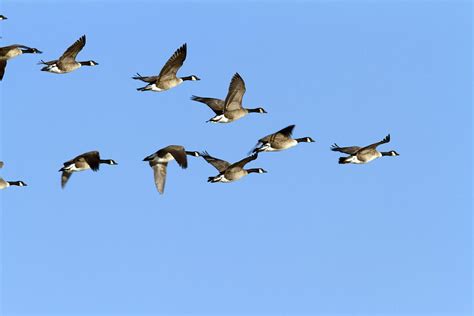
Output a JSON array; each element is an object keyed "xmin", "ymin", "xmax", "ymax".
[{"xmin": 0, "ymin": 1, "xmax": 472, "ymax": 315}]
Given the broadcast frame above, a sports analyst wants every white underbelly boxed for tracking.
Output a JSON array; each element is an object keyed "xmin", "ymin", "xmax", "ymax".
[
  {"xmin": 348, "ymin": 153, "xmax": 380, "ymax": 164},
  {"xmin": 210, "ymin": 114, "xmax": 231, "ymax": 123},
  {"xmin": 64, "ymin": 164, "xmax": 90, "ymax": 172},
  {"xmin": 156, "ymin": 154, "xmax": 174, "ymax": 163},
  {"xmin": 146, "ymin": 84, "xmax": 165, "ymax": 92},
  {"xmin": 217, "ymin": 175, "xmax": 232, "ymax": 183},
  {"xmin": 46, "ymin": 65, "xmax": 67, "ymax": 74}
]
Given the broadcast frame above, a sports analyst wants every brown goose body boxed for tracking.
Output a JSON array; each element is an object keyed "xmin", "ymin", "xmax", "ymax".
[
  {"xmin": 0, "ymin": 162, "xmax": 27, "ymax": 189},
  {"xmin": 143, "ymin": 145, "xmax": 200, "ymax": 194},
  {"xmin": 331, "ymin": 134, "xmax": 399, "ymax": 164},
  {"xmin": 207, "ymin": 73, "xmax": 266, "ymax": 123},
  {"xmin": 201, "ymin": 151, "xmax": 267, "ymax": 183},
  {"xmin": 39, "ymin": 35, "xmax": 98, "ymax": 74},
  {"xmin": 134, "ymin": 43, "xmax": 200, "ymax": 92},
  {"xmin": 0, "ymin": 44, "xmax": 42, "ymax": 80},
  {"xmin": 253, "ymin": 125, "xmax": 315, "ymax": 153},
  {"xmin": 59, "ymin": 151, "xmax": 117, "ymax": 188}
]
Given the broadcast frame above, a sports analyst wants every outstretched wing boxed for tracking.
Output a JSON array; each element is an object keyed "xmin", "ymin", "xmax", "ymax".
[
  {"xmin": 191, "ymin": 96, "xmax": 224, "ymax": 114},
  {"xmin": 158, "ymin": 43, "xmax": 187, "ymax": 80},
  {"xmin": 229, "ymin": 153, "xmax": 258, "ymax": 169},
  {"xmin": 0, "ymin": 161, "xmax": 4, "ymax": 169},
  {"xmin": 38, "ymin": 59, "xmax": 58, "ymax": 66},
  {"xmin": 132, "ymin": 73, "xmax": 159, "ymax": 83},
  {"xmin": 80, "ymin": 151, "xmax": 101, "ymax": 171},
  {"xmin": 259, "ymin": 124, "xmax": 295, "ymax": 143},
  {"xmin": 0, "ymin": 45, "xmax": 34, "ymax": 54},
  {"xmin": 200, "ymin": 151, "xmax": 230, "ymax": 172},
  {"xmin": 61, "ymin": 171, "xmax": 72, "ymax": 188},
  {"xmin": 151, "ymin": 161, "xmax": 167, "ymax": 194},
  {"xmin": 364, "ymin": 134, "xmax": 391, "ymax": 150},
  {"xmin": 0, "ymin": 60, "xmax": 7, "ymax": 80},
  {"xmin": 223, "ymin": 73, "xmax": 246, "ymax": 112},
  {"xmin": 163, "ymin": 145, "xmax": 188, "ymax": 169},
  {"xmin": 59, "ymin": 35, "xmax": 86, "ymax": 62},
  {"xmin": 330, "ymin": 144, "xmax": 361, "ymax": 155}
]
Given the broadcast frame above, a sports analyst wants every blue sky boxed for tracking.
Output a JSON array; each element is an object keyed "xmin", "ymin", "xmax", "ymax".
[{"xmin": 0, "ymin": 1, "xmax": 471, "ymax": 315}]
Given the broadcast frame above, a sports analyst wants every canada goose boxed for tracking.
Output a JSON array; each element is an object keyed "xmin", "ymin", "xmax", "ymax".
[
  {"xmin": 253, "ymin": 125, "xmax": 315, "ymax": 153},
  {"xmin": 133, "ymin": 43, "xmax": 200, "ymax": 92},
  {"xmin": 143, "ymin": 145, "xmax": 200, "ymax": 194},
  {"xmin": 331, "ymin": 134, "xmax": 399, "ymax": 164},
  {"xmin": 201, "ymin": 151, "xmax": 267, "ymax": 183},
  {"xmin": 0, "ymin": 44, "xmax": 42, "ymax": 80},
  {"xmin": 0, "ymin": 178, "xmax": 27, "ymax": 189},
  {"xmin": 0, "ymin": 15, "xmax": 7, "ymax": 20},
  {"xmin": 39, "ymin": 35, "xmax": 98, "ymax": 74},
  {"xmin": 193, "ymin": 73, "xmax": 267, "ymax": 123},
  {"xmin": 0, "ymin": 162, "xmax": 27, "ymax": 189},
  {"xmin": 59, "ymin": 151, "xmax": 117, "ymax": 188}
]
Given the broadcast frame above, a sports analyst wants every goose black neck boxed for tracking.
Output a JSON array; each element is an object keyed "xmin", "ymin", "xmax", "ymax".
[
  {"xmin": 181, "ymin": 76, "xmax": 195, "ymax": 81},
  {"xmin": 247, "ymin": 108, "xmax": 261, "ymax": 113},
  {"xmin": 381, "ymin": 151, "xmax": 393, "ymax": 156},
  {"xmin": 185, "ymin": 151, "xmax": 200, "ymax": 157},
  {"xmin": 247, "ymin": 168, "xmax": 261, "ymax": 174},
  {"xmin": 22, "ymin": 48, "xmax": 40, "ymax": 54},
  {"xmin": 295, "ymin": 137, "xmax": 308, "ymax": 143},
  {"xmin": 99, "ymin": 159, "xmax": 112, "ymax": 164}
]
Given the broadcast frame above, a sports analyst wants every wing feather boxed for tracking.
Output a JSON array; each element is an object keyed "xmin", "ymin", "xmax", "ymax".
[
  {"xmin": 0, "ymin": 60, "xmax": 7, "ymax": 80},
  {"xmin": 229, "ymin": 153, "xmax": 259, "ymax": 169},
  {"xmin": 151, "ymin": 162, "xmax": 167, "ymax": 194},
  {"xmin": 259, "ymin": 125, "xmax": 295, "ymax": 143},
  {"xmin": 61, "ymin": 171, "xmax": 72, "ymax": 188},
  {"xmin": 59, "ymin": 35, "xmax": 86, "ymax": 62},
  {"xmin": 223, "ymin": 73, "xmax": 246, "ymax": 112},
  {"xmin": 191, "ymin": 96, "xmax": 224, "ymax": 114},
  {"xmin": 330, "ymin": 144, "xmax": 361, "ymax": 155},
  {"xmin": 80, "ymin": 151, "xmax": 101, "ymax": 171},
  {"xmin": 158, "ymin": 43, "xmax": 187, "ymax": 80},
  {"xmin": 200, "ymin": 151, "xmax": 230, "ymax": 172},
  {"xmin": 364, "ymin": 134, "xmax": 391, "ymax": 150}
]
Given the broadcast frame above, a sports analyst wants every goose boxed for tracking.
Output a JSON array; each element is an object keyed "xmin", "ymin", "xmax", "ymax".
[
  {"xmin": 0, "ymin": 178, "xmax": 27, "ymax": 189},
  {"xmin": 253, "ymin": 125, "xmax": 315, "ymax": 153},
  {"xmin": 133, "ymin": 43, "xmax": 200, "ymax": 92},
  {"xmin": 0, "ymin": 162, "xmax": 27, "ymax": 189},
  {"xmin": 193, "ymin": 73, "xmax": 267, "ymax": 123},
  {"xmin": 143, "ymin": 145, "xmax": 200, "ymax": 194},
  {"xmin": 39, "ymin": 35, "xmax": 98, "ymax": 74},
  {"xmin": 0, "ymin": 44, "xmax": 42, "ymax": 80},
  {"xmin": 201, "ymin": 151, "xmax": 267, "ymax": 183},
  {"xmin": 59, "ymin": 151, "xmax": 117, "ymax": 188},
  {"xmin": 331, "ymin": 134, "xmax": 399, "ymax": 164}
]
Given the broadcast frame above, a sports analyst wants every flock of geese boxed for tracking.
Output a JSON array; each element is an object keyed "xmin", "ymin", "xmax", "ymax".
[{"xmin": 0, "ymin": 17, "xmax": 400, "ymax": 194}]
